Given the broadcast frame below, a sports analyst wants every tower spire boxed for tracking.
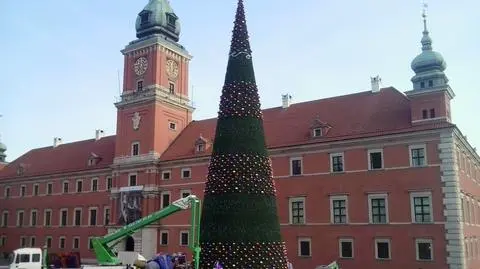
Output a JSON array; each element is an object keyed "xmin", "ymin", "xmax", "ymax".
[
  {"xmin": 420, "ymin": 1, "xmax": 432, "ymax": 51},
  {"xmin": 199, "ymin": 0, "xmax": 289, "ymax": 268}
]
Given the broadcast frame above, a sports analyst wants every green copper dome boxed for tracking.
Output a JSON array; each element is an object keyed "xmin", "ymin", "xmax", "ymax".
[
  {"xmin": 135, "ymin": 0, "xmax": 181, "ymax": 42},
  {"xmin": 0, "ymin": 142, "xmax": 6, "ymax": 152}
]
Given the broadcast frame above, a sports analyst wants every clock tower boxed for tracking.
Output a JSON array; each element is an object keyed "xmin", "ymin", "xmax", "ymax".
[{"xmin": 108, "ymin": 1, "xmax": 194, "ymax": 255}]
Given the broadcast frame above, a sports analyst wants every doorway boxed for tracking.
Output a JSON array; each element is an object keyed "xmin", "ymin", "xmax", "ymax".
[{"xmin": 125, "ymin": 236, "xmax": 135, "ymax": 252}]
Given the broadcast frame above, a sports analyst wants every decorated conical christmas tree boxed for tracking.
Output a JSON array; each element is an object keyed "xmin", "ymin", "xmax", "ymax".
[{"xmin": 199, "ymin": 0, "xmax": 289, "ymax": 268}]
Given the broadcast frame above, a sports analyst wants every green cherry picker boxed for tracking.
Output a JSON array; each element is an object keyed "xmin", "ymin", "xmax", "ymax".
[{"xmin": 90, "ymin": 194, "xmax": 201, "ymax": 269}]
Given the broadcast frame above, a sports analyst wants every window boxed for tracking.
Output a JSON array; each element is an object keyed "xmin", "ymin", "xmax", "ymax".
[
  {"xmin": 166, "ymin": 13, "xmax": 176, "ymax": 27},
  {"xmin": 180, "ymin": 231, "xmax": 189, "ymax": 246},
  {"xmin": 45, "ymin": 237, "xmax": 52, "ymax": 248},
  {"xmin": 129, "ymin": 174, "xmax": 137, "ymax": 186},
  {"xmin": 73, "ymin": 237, "xmax": 80, "ymax": 249},
  {"xmin": 160, "ymin": 231, "xmax": 169, "ymax": 245},
  {"xmin": 88, "ymin": 237, "xmax": 93, "ymax": 249},
  {"xmin": 410, "ymin": 144, "xmax": 427, "ymax": 167},
  {"xmin": 330, "ymin": 196, "xmax": 348, "ymax": 224},
  {"xmin": 137, "ymin": 80, "xmax": 143, "ymax": 91},
  {"xmin": 169, "ymin": 122, "xmax": 177, "ymax": 130},
  {"xmin": 162, "ymin": 171, "xmax": 171, "ymax": 180},
  {"xmin": 429, "ymin": 108, "xmax": 435, "ymax": 118},
  {"xmin": 76, "ymin": 180, "xmax": 83, "ymax": 192},
  {"xmin": 30, "ymin": 210, "xmax": 37, "ymax": 227},
  {"xmin": 140, "ymin": 13, "xmax": 149, "ymax": 25},
  {"xmin": 368, "ymin": 149, "xmax": 383, "ymax": 170},
  {"xmin": 47, "ymin": 183, "xmax": 53, "ymax": 195},
  {"xmin": 20, "ymin": 237, "xmax": 27, "ymax": 248},
  {"xmin": 44, "ymin": 210, "xmax": 52, "ymax": 227},
  {"xmin": 32, "ymin": 254, "xmax": 40, "ymax": 263},
  {"xmin": 60, "ymin": 209, "xmax": 68, "ymax": 227},
  {"xmin": 181, "ymin": 168, "xmax": 191, "ymax": 179},
  {"xmin": 169, "ymin": 82, "xmax": 175, "ymax": 94},
  {"xmin": 106, "ymin": 177, "xmax": 112, "ymax": 191},
  {"xmin": 410, "ymin": 192, "xmax": 433, "ymax": 223},
  {"xmin": 91, "ymin": 178, "xmax": 98, "ymax": 192},
  {"xmin": 104, "ymin": 207, "xmax": 110, "ymax": 226},
  {"xmin": 63, "ymin": 181, "xmax": 69, "ymax": 193},
  {"xmin": 428, "ymin": 80, "xmax": 433, "ymax": 87},
  {"xmin": 17, "ymin": 210, "xmax": 24, "ymax": 227},
  {"xmin": 0, "ymin": 236, "xmax": 6, "ymax": 247},
  {"xmin": 89, "ymin": 208, "xmax": 97, "ymax": 226},
  {"xmin": 290, "ymin": 157, "xmax": 303, "ymax": 176},
  {"xmin": 30, "ymin": 236, "xmax": 36, "ymax": 247},
  {"xmin": 298, "ymin": 238, "xmax": 311, "ymax": 257},
  {"xmin": 196, "ymin": 143, "xmax": 205, "ymax": 152},
  {"xmin": 289, "ymin": 197, "xmax": 305, "ymax": 225},
  {"xmin": 5, "ymin": 186, "xmax": 10, "ymax": 198},
  {"xmin": 59, "ymin": 237, "xmax": 66, "ymax": 249},
  {"xmin": 132, "ymin": 142, "xmax": 140, "ymax": 156},
  {"xmin": 313, "ymin": 128, "xmax": 322, "ymax": 137},
  {"xmin": 161, "ymin": 192, "xmax": 171, "ymax": 209},
  {"xmin": 420, "ymin": 81, "xmax": 425, "ymax": 88},
  {"xmin": 416, "ymin": 239, "xmax": 433, "ymax": 261},
  {"xmin": 368, "ymin": 194, "xmax": 388, "ymax": 224},
  {"xmin": 180, "ymin": 190, "xmax": 191, "ymax": 199},
  {"xmin": 2, "ymin": 211, "xmax": 8, "ymax": 227},
  {"xmin": 74, "ymin": 209, "xmax": 82, "ymax": 226},
  {"xmin": 33, "ymin": 184, "xmax": 39, "ymax": 196},
  {"xmin": 375, "ymin": 239, "xmax": 391, "ymax": 259},
  {"xmin": 422, "ymin": 109, "xmax": 428, "ymax": 119},
  {"xmin": 20, "ymin": 185, "xmax": 26, "ymax": 197},
  {"xmin": 339, "ymin": 239, "xmax": 354, "ymax": 258},
  {"xmin": 330, "ymin": 153, "xmax": 344, "ymax": 172}
]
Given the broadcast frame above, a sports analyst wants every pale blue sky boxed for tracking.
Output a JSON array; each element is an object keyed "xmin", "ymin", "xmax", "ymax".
[{"xmin": 0, "ymin": 0, "xmax": 478, "ymax": 162}]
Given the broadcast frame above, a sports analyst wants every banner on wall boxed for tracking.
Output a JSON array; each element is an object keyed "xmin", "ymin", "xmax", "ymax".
[{"xmin": 118, "ymin": 186, "xmax": 144, "ymax": 225}]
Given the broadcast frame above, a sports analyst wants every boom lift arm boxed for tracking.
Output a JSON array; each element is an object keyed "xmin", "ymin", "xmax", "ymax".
[{"xmin": 91, "ymin": 195, "xmax": 201, "ymax": 269}]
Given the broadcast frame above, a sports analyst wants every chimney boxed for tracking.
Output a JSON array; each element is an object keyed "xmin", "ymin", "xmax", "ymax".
[
  {"xmin": 282, "ymin": 94, "xmax": 292, "ymax": 109},
  {"xmin": 53, "ymin": 137, "xmax": 63, "ymax": 148},
  {"xmin": 371, "ymin": 75, "xmax": 381, "ymax": 93},
  {"xmin": 95, "ymin": 129, "xmax": 105, "ymax": 141}
]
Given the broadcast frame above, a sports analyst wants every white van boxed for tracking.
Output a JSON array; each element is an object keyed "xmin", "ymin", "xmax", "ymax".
[{"xmin": 8, "ymin": 248, "xmax": 43, "ymax": 269}]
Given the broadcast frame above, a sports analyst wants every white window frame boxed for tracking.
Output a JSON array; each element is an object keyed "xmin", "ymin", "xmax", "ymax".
[
  {"xmin": 88, "ymin": 237, "xmax": 93, "ymax": 249},
  {"xmin": 131, "ymin": 142, "xmax": 140, "ymax": 156},
  {"xmin": 20, "ymin": 185, "xmax": 26, "ymax": 197},
  {"xmin": 289, "ymin": 157, "xmax": 303, "ymax": 176},
  {"xmin": 161, "ymin": 191, "xmax": 171, "ymax": 209},
  {"xmin": 30, "ymin": 236, "xmax": 36, "ymax": 247},
  {"xmin": 76, "ymin": 179, "xmax": 83, "ymax": 193},
  {"xmin": 409, "ymin": 144, "xmax": 428, "ymax": 167},
  {"xmin": 196, "ymin": 143, "xmax": 205, "ymax": 152},
  {"xmin": 368, "ymin": 193, "xmax": 389, "ymax": 224},
  {"xmin": 62, "ymin": 180, "xmax": 69, "ymax": 194},
  {"xmin": 59, "ymin": 208, "xmax": 68, "ymax": 227},
  {"xmin": 330, "ymin": 195, "xmax": 348, "ymax": 224},
  {"xmin": 312, "ymin": 128, "xmax": 322, "ymax": 137},
  {"xmin": 375, "ymin": 238, "xmax": 391, "ymax": 260},
  {"xmin": 30, "ymin": 209, "xmax": 38, "ymax": 227},
  {"xmin": 368, "ymin": 149, "xmax": 384, "ymax": 170},
  {"xmin": 289, "ymin": 197, "xmax": 306, "ymax": 225},
  {"xmin": 180, "ymin": 189, "xmax": 192, "ymax": 199},
  {"xmin": 128, "ymin": 173, "xmax": 138, "ymax": 186},
  {"xmin": 91, "ymin": 178, "xmax": 99, "ymax": 192},
  {"xmin": 179, "ymin": 230, "xmax": 189, "ymax": 246},
  {"xmin": 339, "ymin": 238, "xmax": 354, "ymax": 259},
  {"xmin": 410, "ymin": 191, "xmax": 433, "ymax": 223},
  {"xmin": 106, "ymin": 176, "xmax": 113, "ymax": 191},
  {"xmin": 59, "ymin": 236, "xmax": 66, "ymax": 249},
  {"xmin": 160, "ymin": 230, "xmax": 169, "ymax": 246},
  {"xmin": 162, "ymin": 170, "xmax": 171, "ymax": 180},
  {"xmin": 88, "ymin": 207, "xmax": 98, "ymax": 226},
  {"xmin": 45, "ymin": 236, "xmax": 52, "ymax": 248},
  {"xmin": 103, "ymin": 207, "xmax": 111, "ymax": 226},
  {"xmin": 4, "ymin": 186, "xmax": 10, "ymax": 198},
  {"xmin": 181, "ymin": 168, "xmax": 192, "ymax": 179},
  {"xmin": 298, "ymin": 237, "xmax": 312, "ymax": 257},
  {"xmin": 46, "ymin": 182, "xmax": 53, "ymax": 195},
  {"xmin": 73, "ymin": 208, "xmax": 82, "ymax": 226},
  {"xmin": 73, "ymin": 237, "xmax": 80, "ymax": 249},
  {"xmin": 415, "ymin": 238, "xmax": 434, "ymax": 261},
  {"xmin": 2, "ymin": 210, "xmax": 8, "ymax": 227},
  {"xmin": 16, "ymin": 210, "xmax": 25, "ymax": 227},
  {"xmin": 44, "ymin": 209, "xmax": 52, "ymax": 227},
  {"xmin": 20, "ymin": 236, "xmax": 27, "ymax": 247},
  {"xmin": 33, "ymin": 184, "xmax": 39, "ymax": 196},
  {"xmin": 330, "ymin": 152, "xmax": 345, "ymax": 173}
]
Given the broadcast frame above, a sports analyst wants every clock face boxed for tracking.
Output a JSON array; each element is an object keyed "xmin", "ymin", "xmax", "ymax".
[
  {"xmin": 166, "ymin": 59, "xmax": 179, "ymax": 79},
  {"xmin": 133, "ymin": 57, "xmax": 148, "ymax": 76}
]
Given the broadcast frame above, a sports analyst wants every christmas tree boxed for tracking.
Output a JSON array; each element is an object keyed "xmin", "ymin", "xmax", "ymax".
[{"xmin": 199, "ymin": 0, "xmax": 289, "ymax": 268}]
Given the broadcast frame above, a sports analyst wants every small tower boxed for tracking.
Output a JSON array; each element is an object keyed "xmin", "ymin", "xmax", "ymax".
[
  {"xmin": 405, "ymin": 4, "xmax": 455, "ymax": 125},
  {"xmin": 0, "ymin": 141, "xmax": 6, "ymax": 163}
]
